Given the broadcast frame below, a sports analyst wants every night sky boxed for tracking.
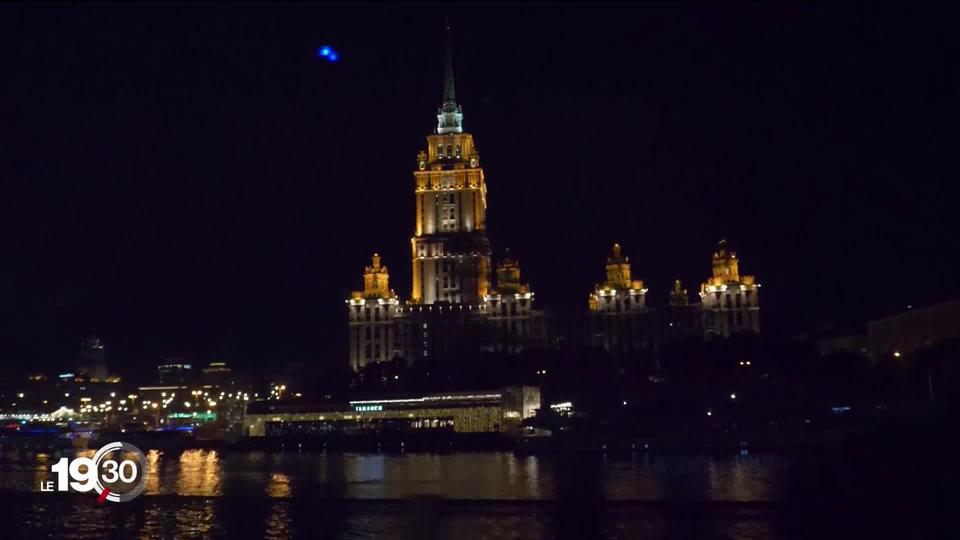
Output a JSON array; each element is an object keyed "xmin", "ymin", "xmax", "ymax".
[{"xmin": 1, "ymin": 3, "xmax": 957, "ymax": 377}]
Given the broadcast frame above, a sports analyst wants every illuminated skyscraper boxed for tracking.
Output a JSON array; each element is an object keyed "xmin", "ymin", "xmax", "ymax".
[
  {"xmin": 410, "ymin": 24, "xmax": 491, "ymax": 305},
  {"xmin": 344, "ymin": 27, "xmax": 544, "ymax": 372},
  {"xmin": 699, "ymin": 240, "xmax": 761, "ymax": 337}
]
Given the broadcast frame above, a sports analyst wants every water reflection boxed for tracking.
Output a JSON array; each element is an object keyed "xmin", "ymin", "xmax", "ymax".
[
  {"xmin": 0, "ymin": 449, "xmax": 794, "ymax": 539},
  {"xmin": 1, "ymin": 448, "xmax": 789, "ymax": 501},
  {"xmin": 173, "ymin": 450, "xmax": 222, "ymax": 496},
  {"xmin": 266, "ymin": 472, "xmax": 291, "ymax": 497},
  {"xmin": 145, "ymin": 449, "xmax": 162, "ymax": 494}
]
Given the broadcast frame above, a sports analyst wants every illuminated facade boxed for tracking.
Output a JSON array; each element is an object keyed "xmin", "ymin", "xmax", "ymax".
[
  {"xmin": 586, "ymin": 244, "xmax": 655, "ymax": 353},
  {"xmin": 483, "ymin": 255, "xmax": 544, "ymax": 353},
  {"xmin": 699, "ymin": 240, "xmax": 761, "ymax": 337},
  {"xmin": 345, "ymin": 28, "xmax": 543, "ymax": 371},
  {"xmin": 347, "ymin": 254, "xmax": 402, "ymax": 371},
  {"xmin": 410, "ymin": 26, "xmax": 491, "ymax": 305},
  {"xmin": 243, "ymin": 386, "xmax": 540, "ymax": 436}
]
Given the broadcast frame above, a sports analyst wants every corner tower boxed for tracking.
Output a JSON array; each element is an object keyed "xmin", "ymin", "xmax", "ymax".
[
  {"xmin": 699, "ymin": 240, "xmax": 761, "ymax": 337},
  {"xmin": 586, "ymin": 244, "xmax": 654, "ymax": 354},
  {"xmin": 411, "ymin": 24, "xmax": 492, "ymax": 305},
  {"xmin": 347, "ymin": 254, "xmax": 401, "ymax": 371}
]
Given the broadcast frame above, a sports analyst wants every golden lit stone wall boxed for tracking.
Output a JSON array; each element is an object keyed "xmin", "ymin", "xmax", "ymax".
[{"xmin": 410, "ymin": 131, "xmax": 491, "ymax": 305}]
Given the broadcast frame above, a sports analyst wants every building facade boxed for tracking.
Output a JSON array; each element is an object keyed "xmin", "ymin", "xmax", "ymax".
[
  {"xmin": 699, "ymin": 240, "xmax": 761, "ymax": 338},
  {"xmin": 347, "ymin": 254, "xmax": 402, "ymax": 371},
  {"xmin": 345, "ymin": 29, "xmax": 542, "ymax": 372},
  {"xmin": 342, "ymin": 32, "xmax": 766, "ymax": 371},
  {"xmin": 243, "ymin": 386, "xmax": 540, "ymax": 436},
  {"xmin": 664, "ymin": 279, "xmax": 704, "ymax": 342},
  {"xmin": 410, "ymin": 27, "xmax": 491, "ymax": 306},
  {"xmin": 586, "ymin": 244, "xmax": 655, "ymax": 353},
  {"xmin": 483, "ymin": 255, "xmax": 544, "ymax": 353},
  {"xmin": 867, "ymin": 299, "xmax": 960, "ymax": 358}
]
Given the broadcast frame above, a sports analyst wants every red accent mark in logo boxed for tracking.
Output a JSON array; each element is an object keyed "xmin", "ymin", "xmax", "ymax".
[{"xmin": 97, "ymin": 488, "xmax": 110, "ymax": 504}]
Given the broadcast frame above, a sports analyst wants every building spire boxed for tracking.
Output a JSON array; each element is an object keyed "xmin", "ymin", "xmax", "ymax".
[
  {"xmin": 443, "ymin": 20, "xmax": 456, "ymax": 104},
  {"xmin": 436, "ymin": 20, "xmax": 463, "ymax": 134}
]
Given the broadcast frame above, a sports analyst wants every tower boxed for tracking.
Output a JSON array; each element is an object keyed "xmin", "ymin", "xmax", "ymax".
[
  {"xmin": 588, "ymin": 244, "xmax": 648, "ymax": 313},
  {"xmin": 483, "ymin": 253, "xmax": 542, "ymax": 352},
  {"xmin": 699, "ymin": 240, "xmax": 761, "ymax": 337},
  {"xmin": 347, "ymin": 254, "xmax": 402, "ymax": 371},
  {"xmin": 587, "ymin": 244, "xmax": 653, "ymax": 354},
  {"xmin": 411, "ymin": 24, "xmax": 492, "ymax": 305},
  {"xmin": 664, "ymin": 279, "xmax": 704, "ymax": 342}
]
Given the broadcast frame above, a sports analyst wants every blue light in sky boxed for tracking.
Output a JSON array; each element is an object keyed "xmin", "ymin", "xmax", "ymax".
[{"xmin": 318, "ymin": 45, "xmax": 339, "ymax": 62}]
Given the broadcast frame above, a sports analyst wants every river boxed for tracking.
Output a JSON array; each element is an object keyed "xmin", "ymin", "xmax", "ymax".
[{"xmin": 0, "ymin": 445, "xmax": 943, "ymax": 539}]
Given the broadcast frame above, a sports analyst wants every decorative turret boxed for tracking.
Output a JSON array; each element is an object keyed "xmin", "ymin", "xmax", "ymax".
[
  {"xmin": 699, "ymin": 240, "xmax": 761, "ymax": 337},
  {"xmin": 495, "ymin": 253, "xmax": 530, "ymax": 295},
  {"xmin": 589, "ymin": 243, "xmax": 647, "ymax": 312},
  {"xmin": 670, "ymin": 280, "xmax": 689, "ymax": 306},
  {"xmin": 704, "ymin": 239, "xmax": 755, "ymax": 287},
  {"xmin": 604, "ymin": 243, "xmax": 643, "ymax": 290},
  {"xmin": 352, "ymin": 253, "xmax": 397, "ymax": 301}
]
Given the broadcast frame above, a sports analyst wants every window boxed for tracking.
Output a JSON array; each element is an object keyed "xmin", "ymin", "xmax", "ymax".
[
  {"xmin": 446, "ymin": 145, "xmax": 452, "ymax": 157},
  {"xmin": 455, "ymin": 144, "xmax": 462, "ymax": 157},
  {"xmin": 437, "ymin": 144, "xmax": 443, "ymax": 158},
  {"xmin": 441, "ymin": 192, "xmax": 457, "ymax": 231}
]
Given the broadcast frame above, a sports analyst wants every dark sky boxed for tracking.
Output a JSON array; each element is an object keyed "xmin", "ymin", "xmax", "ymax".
[{"xmin": 1, "ymin": 3, "xmax": 957, "ymax": 376}]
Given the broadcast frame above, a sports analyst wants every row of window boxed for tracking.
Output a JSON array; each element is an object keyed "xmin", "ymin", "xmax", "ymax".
[
  {"xmin": 436, "ymin": 144, "xmax": 462, "ymax": 159},
  {"xmin": 706, "ymin": 310, "xmax": 753, "ymax": 327},
  {"xmin": 352, "ymin": 306, "xmax": 394, "ymax": 321},
  {"xmin": 710, "ymin": 291, "xmax": 754, "ymax": 308},
  {"xmin": 440, "ymin": 192, "xmax": 457, "ymax": 231}
]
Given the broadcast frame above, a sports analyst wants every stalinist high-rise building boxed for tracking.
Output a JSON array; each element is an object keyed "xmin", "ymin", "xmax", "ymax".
[
  {"xmin": 346, "ymin": 26, "xmax": 541, "ymax": 371},
  {"xmin": 411, "ymin": 27, "xmax": 491, "ymax": 305},
  {"xmin": 344, "ymin": 30, "xmax": 765, "ymax": 372}
]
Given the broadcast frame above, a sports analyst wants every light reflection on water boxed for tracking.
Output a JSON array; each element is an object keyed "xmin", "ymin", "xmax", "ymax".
[
  {"xmin": 0, "ymin": 448, "xmax": 790, "ymax": 500},
  {"xmin": 0, "ymin": 448, "xmax": 789, "ymax": 539}
]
